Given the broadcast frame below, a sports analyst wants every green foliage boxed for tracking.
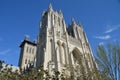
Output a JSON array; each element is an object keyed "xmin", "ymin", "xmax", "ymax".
[
  {"xmin": 0, "ymin": 60, "xmax": 4, "ymax": 70},
  {"xmin": 0, "ymin": 55, "xmax": 102, "ymax": 80},
  {"xmin": 95, "ymin": 43, "xmax": 120, "ymax": 80},
  {"xmin": 0, "ymin": 64, "xmax": 68, "ymax": 80}
]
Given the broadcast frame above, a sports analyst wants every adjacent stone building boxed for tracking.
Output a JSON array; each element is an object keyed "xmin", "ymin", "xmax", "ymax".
[
  {"xmin": 19, "ymin": 36, "xmax": 37, "ymax": 70},
  {"xmin": 19, "ymin": 4, "xmax": 98, "ymax": 79}
]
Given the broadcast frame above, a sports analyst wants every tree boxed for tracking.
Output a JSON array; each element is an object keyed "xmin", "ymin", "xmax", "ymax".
[
  {"xmin": 0, "ymin": 60, "xmax": 4, "ymax": 70},
  {"xmin": 95, "ymin": 43, "xmax": 120, "ymax": 80}
]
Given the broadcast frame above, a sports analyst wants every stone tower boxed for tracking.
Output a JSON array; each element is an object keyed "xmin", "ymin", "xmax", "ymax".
[
  {"xmin": 19, "ymin": 36, "xmax": 37, "ymax": 70},
  {"xmin": 36, "ymin": 4, "xmax": 97, "ymax": 78},
  {"xmin": 19, "ymin": 4, "xmax": 98, "ymax": 79}
]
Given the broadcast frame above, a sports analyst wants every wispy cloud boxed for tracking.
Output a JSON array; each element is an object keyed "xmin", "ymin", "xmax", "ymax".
[
  {"xmin": 99, "ymin": 42, "xmax": 104, "ymax": 45},
  {"xmin": 94, "ymin": 35, "xmax": 111, "ymax": 40},
  {"xmin": 0, "ymin": 49, "xmax": 11, "ymax": 55},
  {"xmin": 105, "ymin": 24, "xmax": 120, "ymax": 33}
]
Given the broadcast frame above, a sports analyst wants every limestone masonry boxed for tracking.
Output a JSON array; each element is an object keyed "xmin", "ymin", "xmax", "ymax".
[{"xmin": 19, "ymin": 4, "xmax": 97, "ymax": 78}]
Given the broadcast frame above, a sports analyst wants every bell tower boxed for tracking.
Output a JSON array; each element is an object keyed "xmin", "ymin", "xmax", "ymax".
[
  {"xmin": 18, "ymin": 3, "xmax": 98, "ymax": 79},
  {"xmin": 35, "ymin": 3, "xmax": 98, "ymax": 79},
  {"xmin": 36, "ymin": 4, "xmax": 68, "ymax": 71}
]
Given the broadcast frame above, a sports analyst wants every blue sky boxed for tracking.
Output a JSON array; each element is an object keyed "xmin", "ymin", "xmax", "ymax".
[{"xmin": 0, "ymin": 0, "xmax": 120, "ymax": 66}]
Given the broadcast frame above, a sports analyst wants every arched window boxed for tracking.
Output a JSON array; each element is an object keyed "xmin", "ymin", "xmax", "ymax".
[
  {"xmin": 50, "ymin": 39, "xmax": 54, "ymax": 61},
  {"xmin": 26, "ymin": 47, "xmax": 29, "ymax": 53},
  {"xmin": 25, "ymin": 59, "xmax": 27, "ymax": 64},
  {"xmin": 32, "ymin": 48, "xmax": 34, "ymax": 54},
  {"xmin": 57, "ymin": 41, "xmax": 62, "ymax": 63},
  {"xmin": 58, "ymin": 17, "xmax": 60, "ymax": 26},
  {"xmin": 62, "ymin": 19, "xmax": 65, "ymax": 33},
  {"xmin": 28, "ymin": 60, "xmax": 30, "ymax": 64},
  {"xmin": 62, "ymin": 43, "xmax": 67, "ymax": 64},
  {"xmin": 54, "ymin": 15, "xmax": 56, "ymax": 24},
  {"xmin": 72, "ymin": 48, "xmax": 82, "ymax": 64},
  {"xmin": 29, "ymin": 47, "xmax": 31, "ymax": 53}
]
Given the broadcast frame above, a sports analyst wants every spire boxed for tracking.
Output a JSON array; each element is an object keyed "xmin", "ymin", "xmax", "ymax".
[
  {"xmin": 48, "ymin": 3, "xmax": 53, "ymax": 11},
  {"xmin": 78, "ymin": 22, "xmax": 82, "ymax": 27},
  {"xmin": 72, "ymin": 17, "xmax": 76, "ymax": 25},
  {"xmin": 59, "ymin": 10, "xmax": 62, "ymax": 14},
  {"xmin": 58, "ymin": 10, "xmax": 63, "ymax": 17}
]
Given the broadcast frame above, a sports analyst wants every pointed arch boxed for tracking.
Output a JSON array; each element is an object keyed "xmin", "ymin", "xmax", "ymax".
[
  {"xmin": 50, "ymin": 39, "xmax": 53, "ymax": 61},
  {"xmin": 57, "ymin": 41, "xmax": 62, "ymax": 63},
  {"xmin": 25, "ymin": 59, "xmax": 27, "ymax": 64},
  {"xmin": 57, "ymin": 40, "xmax": 61, "ymax": 45},
  {"xmin": 62, "ymin": 43, "xmax": 67, "ymax": 64},
  {"xmin": 71, "ymin": 47, "xmax": 86, "ymax": 78},
  {"xmin": 60, "ymin": 43, "xmax": 65, "ymax": 64},
  {"xmin": 72, "ymin": 47, "xmax": 82, "ymax": 65}
]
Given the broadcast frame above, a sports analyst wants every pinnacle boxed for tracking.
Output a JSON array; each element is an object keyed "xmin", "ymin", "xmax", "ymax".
[
  {"xmin": 59, "ymin": 10, "xmax": 62, "ymax": 13},
  {"xmin": 48, "ymin": 3, "xmax": 53, "ymax": 11},
  {"xmin": 58, "ymin": 9, "xmax": 63, "ymax": 17},
  {"xmin": 72, "ymin": 17, "xmax": 76, "ymax": 25},
  {"xmin": 78, "ymin": 22, "xmax": 82, "ymax": 27}
]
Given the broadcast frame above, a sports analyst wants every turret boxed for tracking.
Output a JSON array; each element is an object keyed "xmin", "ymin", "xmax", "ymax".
[
  {"xmin": 72, "ymin": 17, "xmax": 76, "ymax": 26},
  {"xmin": 48, "ymin": 3, "xmax": 53, "ymax": 12}
]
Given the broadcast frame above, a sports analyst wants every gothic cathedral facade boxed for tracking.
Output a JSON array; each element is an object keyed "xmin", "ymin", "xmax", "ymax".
[{"xmin": 19, "ymin": 4, "xmax": 97, "ymax": 79}]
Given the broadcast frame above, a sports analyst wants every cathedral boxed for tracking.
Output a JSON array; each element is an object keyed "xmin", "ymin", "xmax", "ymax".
[{"xmin": 18, "ymin": 4, "xmax": 98, "ymax": 79}]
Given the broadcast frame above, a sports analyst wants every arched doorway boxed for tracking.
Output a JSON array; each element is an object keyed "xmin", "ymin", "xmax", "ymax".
[
  {"xmin": 72, "ymin": 48, "xmax": 82, "ymax": 65},
  {"xmin": 71, "ymin": 48, "xmax": 85, "ymax": 79}
]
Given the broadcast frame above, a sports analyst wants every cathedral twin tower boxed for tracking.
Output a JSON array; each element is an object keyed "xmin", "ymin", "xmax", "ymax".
[{"xmin": 19, "ymin": 4, "xmax": 97, "ymax": 78}]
